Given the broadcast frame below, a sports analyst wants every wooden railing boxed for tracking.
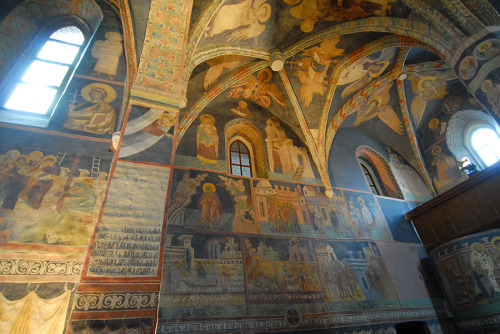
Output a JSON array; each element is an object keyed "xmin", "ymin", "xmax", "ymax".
[{"xmin": 405, "ymin": 161, "xmax": 500, "ymax": 253}]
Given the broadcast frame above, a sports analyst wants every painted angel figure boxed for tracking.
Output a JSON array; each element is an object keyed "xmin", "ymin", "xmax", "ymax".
[
  {"xmin": 228, "ymin": 68, "xmax": 287, "ymax": 108},
  {"xmin": 408, "ymin": 70, "xmax": 455, "ymax": 127},
  {"xmin": 340, "ymin": 48, "xmax": 396, "ymax": 98},
  {"xmin": 352, "ymin": 82, "xmax": 404, "ymax": 135},
  {"xmin": 206, "ymin": 0, "xmax": 272, "ymax": 42}
]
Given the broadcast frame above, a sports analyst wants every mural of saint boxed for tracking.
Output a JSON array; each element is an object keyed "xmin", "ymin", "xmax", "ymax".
[
  {"xmin": 408, "ymin": 70, "xmax": 455, "ymax": 127},
  {"xmin": 480, "ymin": 79, "xmax": 500, "ymax": 118},
  {"xmin": 430, "ymin": 146, "xmax": 467, "ymax": 191},
  {"xmin": 230, "ymin": 101, "xmax": 253, "ymax": 118},
  {"xmin": 167, "ymin": 173, "xmax": 208, "ymax": 226},
  {"xmin": 352, "ymin": 83, "xmax": 403, "ymax": 135},
  {"xmin": 196, "ymin": 114, "xmax": 219, "ymax": 166},
  {"xmin": 91, "ymin": 32, "xmax": 123, "ymax": 79},
  {"xmin": 228, "ymin": 68, "xmax": 287, "ymax": 108},
  {"xmin": 284, "ymin": 0, "xmax": 394, "ymax": 33},
  {"xmin": 198, "ymin": 183, "xmax": 223, "ymax": 228},
  {"xmin": 206, "ymin": 0, "xmax": 272, "ymax": 41},
  {"xmin": 63, "ymin": 83, "xmax": 117, "ymax": 134},
  {"xmin": 470, "ymin": 242, "xmax": 499, "ymax": 301},
  {"xmin": 291, "ymin": 37, "xmax": 345, "ymax": 106}
]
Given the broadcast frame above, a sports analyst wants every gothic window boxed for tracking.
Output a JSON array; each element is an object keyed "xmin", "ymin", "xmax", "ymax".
[
  {"xmin": 360, "ymin": 159, "xmax": 384, "ymax": 196},
  {"xmin": 1, "ymin": 23, "xmax": 89, "ymax": 127},
  {"xmin": 230, "ymin": 140, "xmax": 252, "ymax": 177},
  {"xmin": 356, "ymin": 146, "xmax": 404, "ymax": 199}
]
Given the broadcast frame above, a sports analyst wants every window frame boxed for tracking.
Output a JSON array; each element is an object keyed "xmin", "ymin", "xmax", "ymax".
[
  {"xmin": 359, "ymin": 160, "xmax": 384, "ymax": 196},
  {"xmin": 464, "ymin": 121, "xmax": 500, "ymax": 169},
  {"xmin": 0, "ymin": 16, "xmax": 92, "ymax": 128},
  {"xmin": 229, "ymin": 139, "xmax": 253, "ymax": 177}
]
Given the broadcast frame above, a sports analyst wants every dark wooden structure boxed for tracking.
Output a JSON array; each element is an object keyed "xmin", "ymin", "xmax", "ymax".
[{"xmin": 405, "ymin": 161, "xmax": 500, "ymax": 253}]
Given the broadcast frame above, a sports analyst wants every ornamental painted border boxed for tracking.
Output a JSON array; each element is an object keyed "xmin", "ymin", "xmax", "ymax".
[
  {"xmin": 0, "ymin": 259, "xmax": 82, "ymax": 276},
  {"xmin": 74, "ymin": 292, "xmax": 159, "ymax": 311},
  {"xmin": 157, "ymin": 308, "xmax": 445, "ymax": 333}
]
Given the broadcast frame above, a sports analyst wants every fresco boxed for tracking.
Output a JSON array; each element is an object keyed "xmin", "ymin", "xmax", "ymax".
[
  {"xmin": 119, "ymin": 105, "xmax": 175, "ymax": 165},
  {"xmin": 228, "ymin": 68, "xmax": 287, "ymax": 108},
  {"xmin": 407, "ymin": 69, "xmax": 456, "ymax": 127},
  {"xmin": 289, "ymin": 37, "xmax": 345, "ymax": 107},
  {"xmin": 206, "ymin": 0, "xmax": 272, "ymax": 42},
  {"xmin": 342, "ymin": 190, "xmax": 393, "ymax": 241},
  {"xmin": 314, "ymin": 240, "xmax": 398, "ymax": 311},
  {"xmin": 0, "ymin": 147, "xmax": 109, "ymax": 247},
  {"xmin": 425, "ymin": 145, "xmax": 467, "ymax": 193},
  {"xmin": 430, "ymin": 229, "xmax": 500, "ymax": 320},
  {"xmin": 69, "ymin": 317, "xmax": 155, "ymax": 334},
  {"xmin": 0, "ymin": 282, "xmax": 74, "ymax": 334},
  {"xmin": 159, "ymin": 233, "xmax": 245, "ymax": 318},
  {"xmin": 454, "ymin": 33, "xmax": 500, "ymax": 119},
  {"xmin": 254, "ymin": 180, "xmax": 355, "ymax": 239},
  {"xmin": 167, "ymin": 169, "xmax": 256, "ymax": 234},
  {"xmin": 377, "ymin": 242, "xmax": 441, "ymax": 308},
  {"xmin": 244, "ymin": 236, "xmax": 324, "ymax": 315},
  {"xmin": 283, "ymin": 0, "xmax": 396, "ymax": 33},
  {"xmin": 338, "ymin": 48, "xmax": 397, "ymax": 99},
  {"xmin": 386, "ymin": 148, "xmax": 432, "ymax": 201}
]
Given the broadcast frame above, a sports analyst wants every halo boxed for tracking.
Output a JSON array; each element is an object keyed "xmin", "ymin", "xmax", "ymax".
[
  {"xmin": 368, "ymin": 60, "xmax": 390, "ymax": 77},
  {"xmin": 432, "ymin": 146, "xmax": 441, "ymax": 156},
  {"xmin": 481, "ymin": 79, "xmax": 493, "ymax": 93},
  {"xmin": 202, "ymin": 183, "xmax": 216, "ymax": 192},
  {"xmin": 418, "ymin": 77, "xmax": 434, "ymax": 91},
  {"xmin": 29, "ymin": 151, "xmax": 43, "ymax": 161},
  {"xmin": 81, "ymin": 83, "xmax": 117, "ymax": 103},
  {"xmin": 428, "ymin": 118, "xmax": 439, "ymax": 130},
  {"xmin": 491, "ymin": 236, "xmax": 500, "ymax": 250},
  {"xmin": 478, "ymin": 41, "xmax": 492, "ymax": 53},
  {"xmin": 82, "ymin": 177, "xmax": 94, "ymax": 185},
  {"xmin": 158, "ymin": 113, "xmax": 175, "ymax": 127},
  {"xmin": 105, "ymin": 31, "xmax": 122, "ymax": 42},
  {"xmin": 471, "ymin": 242, "xmax": 484, "ymax": 253},
  {"xmin": 200, "ymin": 114, "xmax": 215, "ymax": 124},
  {"xmin": 238, "ymin": 100, "xmax": 247, "ymax": 108},
  {"xmin": 9, "ymin": 155, "xmax": 29, "ymax": 168},
  {"xmin": 42, "ymin": 155, "xmax": 56, "ymax": 164}
]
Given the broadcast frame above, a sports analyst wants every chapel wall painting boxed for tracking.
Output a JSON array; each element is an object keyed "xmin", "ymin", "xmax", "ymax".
[
  {"xmin": 314, "ymin": 240, "xmax": 398, "ymax": 312},
  {"xmin": 403, "ymin": 71, "xmax": 480, "ymax": 194},
  {"xmin": 159, "ymin": 233, "xmax": 246, "ymax": 319},
  {"xmin": 175, "ymin": 110, "xmax": 321, "ymax": 183},
  {"xmin": 243, "ymin": 236, "xmax": 325, "ymax": 316},
  {"xmin": 0, "ymin": 146, "xmax": 110, "ymax": 247},
  {"xmin": 118, "ymin": 104, "xmax": 175, "ymax": 165},
  {"xmin": 343, "ymin": 190, "xmax": 393, "ymax": 241},
  {"xmin": 429, "ymin": 229, "xmax": 500, "ymax": 320},
  {"xmin": 47, "ymin": 1, "xmax": 127, "ymax": 138}
]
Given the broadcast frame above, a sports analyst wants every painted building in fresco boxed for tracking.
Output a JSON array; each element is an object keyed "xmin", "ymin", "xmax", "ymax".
[{"xmin": 0, "ymin": 1, "xmax": 499, "ymax": 334}]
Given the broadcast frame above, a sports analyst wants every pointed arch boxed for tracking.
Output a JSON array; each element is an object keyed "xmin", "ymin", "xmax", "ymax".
[
  {"xmin": 225, "ymin": 118, "xmax": 268, "ymax": 178},
  {"xmin": 356, "ymin": 145, "xmax": 403, "ymax": 199}
]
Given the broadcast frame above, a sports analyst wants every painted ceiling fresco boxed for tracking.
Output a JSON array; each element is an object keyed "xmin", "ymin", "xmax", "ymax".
[{"xmin": 166, "ymin": 0, "xmax": 494, "ymax": 193}]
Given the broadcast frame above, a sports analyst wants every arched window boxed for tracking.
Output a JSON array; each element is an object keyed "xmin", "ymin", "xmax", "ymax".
[
  {"xmin": 447, "ymin": 110, "xmax": 500, "ymax": 171},
  {"xmin": 359, "ymin": 160, "xmax": 384, "ymax": 196},
  {"xmin": 1, "ymin": 22, "xmax": 89, "ymax": 127},
  {"xmin": 466, "ymin": 125, "xmax": 500, "ymax": 168},
  {"xmin": 230, "ymin": 140, "xmax": 252, "ymax": 177},
  {"xmin": 356, "ymin": 145, "xmax": 404, "ymax": 199}
]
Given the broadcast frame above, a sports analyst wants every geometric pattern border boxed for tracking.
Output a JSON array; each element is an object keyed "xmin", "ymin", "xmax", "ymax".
[
  {"xmin": 74, "ymin": 292, "xmax": 159, "ymax": 311},
  {"xmin": 457, "ymin": 314, "xmax": 500, "ymax": 329},
  {"xmin": 157, "ymin": 309, "xmax": 445, "ymax": 333},
  {"xmin": 0, "ymin": 259, "xmax": 82, "ymax": 276}
]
